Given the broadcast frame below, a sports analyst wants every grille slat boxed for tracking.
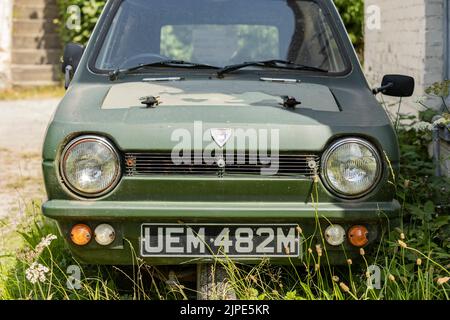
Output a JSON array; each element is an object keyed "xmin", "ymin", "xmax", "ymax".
[{"xmin": 124, "ymin": 152, "xmax": 319, "ymax": 178}]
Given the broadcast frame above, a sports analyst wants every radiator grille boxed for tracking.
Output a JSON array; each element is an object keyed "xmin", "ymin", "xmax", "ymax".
[{"xmin": 124, "ymin": 152, "xmax": 320, "ymax": 178}]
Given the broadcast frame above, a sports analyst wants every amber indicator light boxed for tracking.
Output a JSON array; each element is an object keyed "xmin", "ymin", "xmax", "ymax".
[{"xmin": 70, "ymin": 224, "xmax": 92, "ymax": 246}]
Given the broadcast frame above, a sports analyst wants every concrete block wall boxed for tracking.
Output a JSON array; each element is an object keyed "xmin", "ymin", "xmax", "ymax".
[
  {"xmin": 0, "ymin": 0, "xmax": 13, "ymax": 89},
  {"xmin": 364, "ymin": 0, "xmax": 447, "ymax": 113},
  {"xmin": 0, "ymin": 0, "xmax": 61, "ymax": 88},
  {"xmin": 11, "ymin": 0, "xmax": 61, "ymax": 86},
  {"xmin": 424, "ymin": 0, "xmax": 446, "ymax": 87}
]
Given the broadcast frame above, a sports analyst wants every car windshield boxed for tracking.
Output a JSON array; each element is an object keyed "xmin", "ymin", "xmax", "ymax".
[{"xmin": 95, "ymin": 0, "xmax": 347, "ymax": 73}]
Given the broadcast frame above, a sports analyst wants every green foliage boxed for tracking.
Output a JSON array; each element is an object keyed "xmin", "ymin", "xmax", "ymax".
[
  {"xmin": 55, "ymin": 0, "xmax": 106, "ymax": 46},
  {"xmin": 0, "ymin": 203, "xmax": 183, "ymax": 300},
  {"xmin": 333, "ymin": 0, "xmax": 364, "ymax": 54},
  {"xmin": 395, "ymin": 119, "xmax": 450, "ymax": 268},
  {"xmin": 160, "ymin": 26, "xmax": 194, "ymax": 62},
  {"xmin": 160, "ymin": 25, "xmax": 279, "ymax": 65},
  {"xmin": 425, "ymin": 80, "xmax": 450, "ymax": 98},
  {"xmin": 423, "ymin": 80, "xmax": 450, "ymax": 113}
]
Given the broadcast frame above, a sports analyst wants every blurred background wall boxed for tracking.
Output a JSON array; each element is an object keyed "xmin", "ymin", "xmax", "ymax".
[
  {"xmin": 0, "ymin": 0, "xmax": 60, "ymax": 89},
  {"xmin": 0, "ymin": 0, "xmax": 13, "ymax": 89},
  {"xmin": 364, "ymin": 0, "xmax": 449, "ymax": 112}
]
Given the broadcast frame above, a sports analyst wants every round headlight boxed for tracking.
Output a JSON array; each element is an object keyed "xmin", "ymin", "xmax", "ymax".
[
  {"xmin": 321, "ymin": 138, "xmax": 382, "ymax": 198},
  {"xmin": 60, "ymin": 136, "xmax": 121, "ymax": 197}
]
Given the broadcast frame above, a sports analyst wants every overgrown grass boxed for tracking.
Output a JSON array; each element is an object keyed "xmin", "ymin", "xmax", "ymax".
[
  {"xmin": 196, "ymin": 166, "xmax": 449, "ymax": 300},
  {"xmin": 0, "ymin": 86, "xmax": 64, "ymax": 101},
  {"xmin": 0, "ymin": 117, "xmax": 448, "ymax": 300},
  {"xmin": 0, "ymin": 204, "xmax": 186, "ymax": 300}
]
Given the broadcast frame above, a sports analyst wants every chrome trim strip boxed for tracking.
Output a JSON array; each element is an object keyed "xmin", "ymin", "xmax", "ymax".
[
  {"xmin": 142, "ymin": 77, "xmax": 184, "ymax": 82},
  {"xmin": 260, "ymin": 77, "xmax": 301, "ymax": 83}
]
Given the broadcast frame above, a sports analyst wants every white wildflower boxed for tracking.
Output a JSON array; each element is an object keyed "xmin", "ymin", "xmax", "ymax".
[
  {"xmin": 41, "ymin": 234, "xmax": 57, "ymax": 247},
  {"xmin": 25, "ymin": 263, "xmax": 50, "ymax": 284},
  {"xmin": 34, "ymin": 234, "xmax": 58, "ymax": 255},
  {"xmin": 432, "ymin": 117, "xmax": 450, "ymax": 127},
  {"xmin": 17, "ymin": 248, "xmax": 36, "ymax": 264},
  {"xmin": 18, "ymin": 234, "xmax": 58, "ymax": 264}
]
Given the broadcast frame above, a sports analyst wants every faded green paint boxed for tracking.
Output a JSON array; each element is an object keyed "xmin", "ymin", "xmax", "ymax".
[
  {"xmin": 42, "ymin": 0, "xmax": 401, "ymax": 265},
  {"xmin": 102, "ymin": 81, "xmax": 340, "ymax": 112}
]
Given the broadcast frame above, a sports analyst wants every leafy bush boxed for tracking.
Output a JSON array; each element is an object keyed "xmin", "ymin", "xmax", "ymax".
[
  {"xmin": 395, "ymin": 121, "xmax": 449, "ymax": 276},
  {"xmin": 55, "ymin": 0, "xmax": 106, "ymax": 46}
]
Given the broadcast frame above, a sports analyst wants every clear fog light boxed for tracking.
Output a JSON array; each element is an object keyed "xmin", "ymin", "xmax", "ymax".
[
  {"xmin": 94, "ymin": 224, "xmax": 116, "ymax": 246},
  {"xmin": 324, "ymin": 225, "xmax": 346, "ymax": 246}
]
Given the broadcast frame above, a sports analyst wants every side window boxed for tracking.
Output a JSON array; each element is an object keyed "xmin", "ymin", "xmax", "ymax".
[
  {"xmin": 288, "ymin": 3, "xmax": 343, "ymax": 72},
  {"xmin": 318, "ymin": 14, "xmax": 345, "ymax": 71},
  {"xmin": 96, "ymin": 7, "xmax": 124, "ymax": 69}
]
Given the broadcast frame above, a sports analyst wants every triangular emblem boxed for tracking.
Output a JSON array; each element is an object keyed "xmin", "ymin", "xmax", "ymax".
[{"xmin": 211, "ymin": 128, "xmax": 233, "ymax": 148}]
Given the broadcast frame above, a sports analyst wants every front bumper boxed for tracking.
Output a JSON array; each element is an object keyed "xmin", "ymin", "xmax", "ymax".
[{"xmin": 43, "ymin": 200, "xmax": 401, "ymax": 265}]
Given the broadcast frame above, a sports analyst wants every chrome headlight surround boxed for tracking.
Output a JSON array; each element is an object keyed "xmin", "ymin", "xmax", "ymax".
[
  {"xmin": 321, "ymin": 138, "xmax": 383, "ymax": 199},
  {"xmin": 60, "ymin": 135, "xmax": 122, "ymax": 198}
]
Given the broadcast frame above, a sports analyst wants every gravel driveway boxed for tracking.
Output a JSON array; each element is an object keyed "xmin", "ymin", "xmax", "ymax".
[{"xmin": 0, "ymin": 99, "xmax": 60, "ymax": 219}]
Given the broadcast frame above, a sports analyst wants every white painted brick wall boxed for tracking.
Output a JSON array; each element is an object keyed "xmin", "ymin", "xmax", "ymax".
[
  {"xmin": 0, "ymin": 0, "xmax": 13, "ymax": 89},
  {"xmin": 364, "ymin": 0, "xmax": 446, "ymax": 113}
]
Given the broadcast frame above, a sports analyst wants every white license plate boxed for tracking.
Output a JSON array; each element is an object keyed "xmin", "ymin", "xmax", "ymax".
[{"xmin": 140, "ymin": 224, "xmax": 301, "ymax": 258}]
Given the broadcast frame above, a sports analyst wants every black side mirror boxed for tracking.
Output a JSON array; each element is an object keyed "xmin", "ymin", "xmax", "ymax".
[
  {"xmin": 373, "ymin": 74, "xmax": 415, "ymax": 97},
  {"xmin": 62, "ymin": 43, "xmax": 84, "ymax": 89}
]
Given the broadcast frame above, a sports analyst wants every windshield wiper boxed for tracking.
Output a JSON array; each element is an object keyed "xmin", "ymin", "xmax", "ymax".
[
  {"xmin": 217, "ymin": 59, "xmax": 328, "ymax": 77},
  {"xmin": 109, "ymin": 60, "xmax": 220, "ymax": 81}
]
